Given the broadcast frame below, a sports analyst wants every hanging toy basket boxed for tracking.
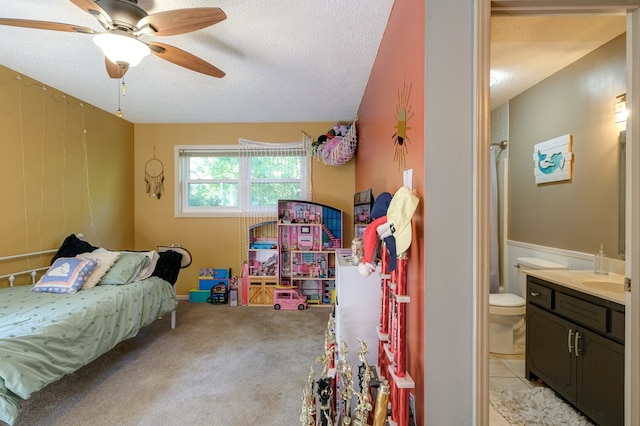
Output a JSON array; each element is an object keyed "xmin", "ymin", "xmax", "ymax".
[{"xmin": 312, "ymin": 119, "xmax": 357, "ymax": 166}]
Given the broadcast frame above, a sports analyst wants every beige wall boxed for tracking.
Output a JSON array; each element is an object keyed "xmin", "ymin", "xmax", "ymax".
[
  {"xmin": 134, "ymin": 123, "xmax": 355, "ymax": 296},
  {"xmin": 0, "ymin": 65, "xmax": 135, "ymax": 286},
  {"xmin": 508, "ymin": 34, "xmax": 626, "ymax": 258}
]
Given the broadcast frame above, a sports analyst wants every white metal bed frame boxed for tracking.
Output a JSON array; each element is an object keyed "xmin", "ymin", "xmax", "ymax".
[{"xmin": 0, "ymin": 237, "xmax": 177, "ymax": 329}]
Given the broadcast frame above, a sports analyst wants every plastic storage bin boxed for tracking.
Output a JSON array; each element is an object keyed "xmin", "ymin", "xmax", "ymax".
[{"xmin": 189, "ymin": 289, "xmax": 210, "ymax": 303}]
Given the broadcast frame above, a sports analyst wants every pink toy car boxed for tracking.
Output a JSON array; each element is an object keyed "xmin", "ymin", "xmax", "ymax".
[{"xmin": 273, "ymin": 287, "xmax": 307, "ymax": 310}]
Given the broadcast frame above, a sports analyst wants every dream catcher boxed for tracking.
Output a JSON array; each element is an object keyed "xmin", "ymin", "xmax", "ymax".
[{"xmin": 144, "ymin": 148, "xmax": 165, "ymax": 199}]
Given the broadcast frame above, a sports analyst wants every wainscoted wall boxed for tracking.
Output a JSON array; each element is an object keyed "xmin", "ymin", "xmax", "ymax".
[{"xmin": 505, "ymin": 240, "xmax": 625, "ymax": 297}]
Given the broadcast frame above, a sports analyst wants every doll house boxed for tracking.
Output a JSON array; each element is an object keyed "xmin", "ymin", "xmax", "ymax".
[{"xmin": 277, "ymin": 200, "xmax": 342, "ymax": 305}]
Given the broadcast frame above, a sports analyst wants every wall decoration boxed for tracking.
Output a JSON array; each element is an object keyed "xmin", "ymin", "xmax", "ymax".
[
  {"xmin": 392, "ymin": 76, "xmax": 414, "ymax": 170},
  {"xmin": 144, "ymin": 146, "xmax": 165, "ymax": 199},
  {"xmin": 533, "ymin": 134, "xmax": 573, "ymax": 184}
]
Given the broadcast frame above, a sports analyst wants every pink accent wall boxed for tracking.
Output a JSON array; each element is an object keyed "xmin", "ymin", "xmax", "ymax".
[{"xmin": 356, "ymin": 0, "xmax": 425, "ymax": 423}]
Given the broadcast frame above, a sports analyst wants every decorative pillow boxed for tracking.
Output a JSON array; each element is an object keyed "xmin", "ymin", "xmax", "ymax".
[
  {"xmin": 151, "ymin": 250, "xmax": 183, "ymax": 285},
  {"xmin": 98, "ymin": 252, "xmax": 150, "ymax": 285},
  {"xmin": 50, "ymin": 234, "xmax": 98, "ymax": 265},
  {"xmin": 33, "ymin": 257, "xmax": 97, "ymax": 294},
  {"xmin": 133, "ymin": 250, "xmax": 160, "ymax": 282},
  {"xmin": 77, "ymin": 249, "xmax": 120, "ymax": 289}
]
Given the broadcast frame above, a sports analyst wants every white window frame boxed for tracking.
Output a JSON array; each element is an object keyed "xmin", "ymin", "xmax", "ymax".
[{"xmin": 174, "ymin": 144, "xmax": 310, "ymax": 217}]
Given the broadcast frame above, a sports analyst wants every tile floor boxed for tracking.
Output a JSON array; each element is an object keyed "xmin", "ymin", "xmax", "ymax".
[
  {"xmin": 489, "ymin": 353, "xmax": 539, "ymax": 425},
  {"xmin": 488, "ymin": 353, "xmax": 596, "ymax": 424}
]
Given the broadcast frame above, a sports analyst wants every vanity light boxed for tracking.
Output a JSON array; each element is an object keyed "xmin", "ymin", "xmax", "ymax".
[
  {"xmin": 614, "ymin": 93, "xmax": 628, "ymax": 125},
  {"xmin": 93, "ymin": 31, "xmax": 150, "ymax": 68}
]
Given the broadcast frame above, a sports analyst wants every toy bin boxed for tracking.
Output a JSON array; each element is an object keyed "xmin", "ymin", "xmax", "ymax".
[
  {"xmin": 189, "ymin": 289, "xmax": 210, "ymax": 303},
  {"xmin": 199, "ymin": 268, "xmax": 228, "ymax": 278},
  {"xmin": 199, "ymin": 278, "xmax": 229, "ymax": 291}
]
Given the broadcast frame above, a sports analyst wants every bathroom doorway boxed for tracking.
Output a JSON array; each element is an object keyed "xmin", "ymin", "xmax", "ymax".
[{"xmin": 484, "ymin": 3, "xmax": 640, "ymax": 425}]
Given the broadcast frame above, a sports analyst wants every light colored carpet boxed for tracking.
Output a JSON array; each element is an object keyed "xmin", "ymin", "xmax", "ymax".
[
  {"xmin": 490, "ymin": 386, "xmax": 594, "ymax": 425},
  {"xmin": 11, "ymin": 302, "xmax": 330, "ymax": 426}
]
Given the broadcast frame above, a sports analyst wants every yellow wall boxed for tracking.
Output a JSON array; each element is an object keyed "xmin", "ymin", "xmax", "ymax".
[
  {"xmin": 134, "ymin": 123, "xmax": 355, "ymax": 296},
  {"xmin": 0, "ymin": 65, "xmax": 135, "ymax": 286}
]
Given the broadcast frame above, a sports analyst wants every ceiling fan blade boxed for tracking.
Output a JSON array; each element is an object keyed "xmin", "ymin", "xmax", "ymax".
[
  {"xmin": 69, "ymin": 0, "xmax": 108, "ymax": 19},
  {"xmin": 148, "ymin": 42, "xmax": 225, "ymax": 78},
  {"xmin": 0, "ymin": 18, "xmax": 95, "ymax": 34},
  {"xmin": 137, "ymin": 8, "xmax": 226, "ymax": 37},
  {"xmin": 105, "ymin": 58, "xmax": 128, "ymax": 79}
]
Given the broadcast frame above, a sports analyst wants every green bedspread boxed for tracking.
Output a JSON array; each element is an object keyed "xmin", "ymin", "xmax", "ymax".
[{"xmin": 0, "ymin": 278, "xmax": 178, "ymax": 425}]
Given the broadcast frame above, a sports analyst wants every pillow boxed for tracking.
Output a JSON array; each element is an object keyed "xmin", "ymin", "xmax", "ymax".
[
  {"xmin": 50, "ymin": 234, "xmax": 98, "ymax": 265},
  {"xmin": 98, "ymin": 252, "xmax": 150, "ymax": 285},
  {"xmin": 151, "ymin": 250, "xmax": 183, "ymax": 285},
  {"xmin": 133, "ymin": 250, "xmax": 160, "ymax": 282},
  {"xmin": 33, "ymin": 257, "xmax": 97, "ymax": 294},
  {"xmin": 77, "ymin": 249, "xmax": 120, "ymax": 289}
]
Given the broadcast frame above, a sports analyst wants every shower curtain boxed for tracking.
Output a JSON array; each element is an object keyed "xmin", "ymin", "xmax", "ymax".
[{"xmin": 490, "ymin": 146, "xmax": 499, "ymax": 293}]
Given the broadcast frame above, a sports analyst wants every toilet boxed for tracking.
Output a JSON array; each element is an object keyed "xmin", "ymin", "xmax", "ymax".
[{"xmin": 489, "ymin": 257, "xmax": 567, "ymax": 354}]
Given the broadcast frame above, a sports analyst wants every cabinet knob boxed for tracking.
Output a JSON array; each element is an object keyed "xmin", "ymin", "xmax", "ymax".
[{"xmin": 530, "ymin": 291, "xmax": 539, "ymax": 297}]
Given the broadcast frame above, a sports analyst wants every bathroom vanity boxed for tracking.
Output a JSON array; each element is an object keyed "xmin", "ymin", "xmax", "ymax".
[{"xmin": 525, "ymin": 270, "xmax": 625, "ymax": 426}]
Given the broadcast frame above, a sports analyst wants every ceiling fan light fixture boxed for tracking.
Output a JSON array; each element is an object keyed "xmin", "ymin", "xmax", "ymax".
[{"xmin": 93, "ymin": 31, "xmax": 150, "ymax": 67}]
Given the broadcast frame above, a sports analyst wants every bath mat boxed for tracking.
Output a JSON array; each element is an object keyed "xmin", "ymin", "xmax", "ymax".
[{"xmin": 489, "ymin": 386, "xmax": 594, "ymax": 425}]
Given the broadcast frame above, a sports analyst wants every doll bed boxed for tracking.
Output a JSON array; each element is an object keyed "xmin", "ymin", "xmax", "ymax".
[{"xmin": 0, "ymin": 236, "xmax": 188, "ymax": 425}]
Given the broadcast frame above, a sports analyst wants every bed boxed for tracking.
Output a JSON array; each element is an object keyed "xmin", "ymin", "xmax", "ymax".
[{"xmin": 0, "ymin": 235, "xmax": 190, "ymax": 425}]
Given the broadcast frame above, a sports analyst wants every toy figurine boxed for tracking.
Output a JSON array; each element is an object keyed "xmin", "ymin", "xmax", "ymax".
[
  {"xmin": 317, "ymin": 378, "xmax": 333, "ymax": 426},
  {"xmin": 300, "ymin": 367, "xmax": 316, "ymax": 426},
  {"xmin": 338, "ymin": 338, "xmax": 354, "ymax": 425},
  {"xmin": 353, "ymin": 339, "xmax": 373, "ymax": 425}
]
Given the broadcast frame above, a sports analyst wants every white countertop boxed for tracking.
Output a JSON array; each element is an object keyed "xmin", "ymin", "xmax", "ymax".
[{"xmin": 525, "ymin": 269, "xmax": 626, "ymax": 305}]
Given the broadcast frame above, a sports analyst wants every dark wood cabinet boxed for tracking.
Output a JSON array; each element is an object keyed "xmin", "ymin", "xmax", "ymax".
[
  {"xmin": 527, "ymin": 304, "xmax": 576, "ymax": 401},
  {"xmin": 526, "ymin": 276, "xmax": 625, "ymax": 426},
  {"xmin": 576, "ymin": 327, "xmax": 624, "ymax": 426}
]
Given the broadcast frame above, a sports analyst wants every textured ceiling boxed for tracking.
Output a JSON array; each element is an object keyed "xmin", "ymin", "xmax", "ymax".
[
  {"xmin": 0, "ymin": 0, "xmax": 394, "ymax": 123},
  {"xmin": 490, "ymin": 15, "xmax": 626, "ymax": 108},
  {"xmin": 0, "ymin": 2, "xmax": 629, "ymax": 123}
]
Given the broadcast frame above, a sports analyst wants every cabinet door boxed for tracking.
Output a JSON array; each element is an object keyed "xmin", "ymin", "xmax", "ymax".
[
  {"xmin": 576, "ymin": 327, "xmax": 624, "ymax": 426},
  {"xmin": 526, "ymin": 304, "xmax": 577, "ymax": 404},
  {"xmin": 248, "ymin": 279, "xmax": 276, "ymax": 305}
]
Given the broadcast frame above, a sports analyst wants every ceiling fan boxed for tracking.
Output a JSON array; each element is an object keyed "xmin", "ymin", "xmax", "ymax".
[{"xmin": 0, "ymin": 0, "xmax": 226, "ymax": 79}]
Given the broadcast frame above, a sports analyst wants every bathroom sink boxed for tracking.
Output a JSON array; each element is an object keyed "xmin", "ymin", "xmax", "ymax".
[{"xmin": 581, "ymin": 280, "xmax": 624, "ymax": 294}]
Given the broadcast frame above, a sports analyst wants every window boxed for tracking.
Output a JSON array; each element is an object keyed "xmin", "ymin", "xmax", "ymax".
[{"xmin": 175, "ymin": 141, "xmax": 310, "ymax": 217}]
